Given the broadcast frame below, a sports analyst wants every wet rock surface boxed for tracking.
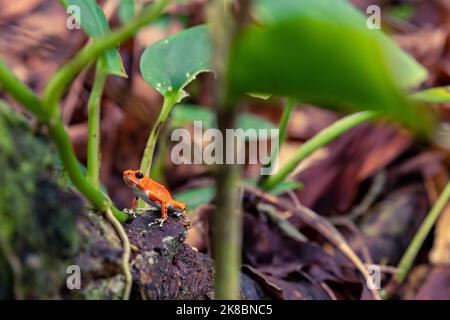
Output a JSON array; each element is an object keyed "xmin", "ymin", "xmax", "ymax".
[{"xmin": 124, "ymin": 210, "xmax": 214, "ymax": 299}]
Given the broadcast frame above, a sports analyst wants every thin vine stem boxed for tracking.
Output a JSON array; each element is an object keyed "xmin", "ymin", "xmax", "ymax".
[
  {"xmin": 261, "ymin": 111, "xmax": 380, "ymax": 190},
  {"xmin": 87, "ymin": 61, "xmax": 107, "ymax": 188},
  {"xmin": 104, "ymin": 209, "xmax": 132, "ymax": 300},
  {"xmin": 382, "ymin": 179, "xmax": 450, "ymax": 299},
  {"xmin": 277, "ymin": 98, "xmax": 296, "ymax": 149}
]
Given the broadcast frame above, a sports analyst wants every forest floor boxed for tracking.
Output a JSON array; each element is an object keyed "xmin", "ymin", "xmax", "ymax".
[{"xmin": 1, "ymin": 0, "xmax": 450, "ymax": 300}]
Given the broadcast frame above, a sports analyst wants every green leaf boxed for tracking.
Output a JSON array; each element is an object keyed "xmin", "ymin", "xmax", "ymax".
[
  {"xmin": 140, "ymin": 25, "xmax": 213, "ymax": 100},
  {"xmin": 228, "ymin": 0, "xmax": 433, "ymax": 132},
  {"xmin": 171, "ymin": 104, "xmax": 215, "ymax": 128},
  {"xmin": 268, "ymin": 180, "xmax": 303, "ymax": 195},
  {"xmin": 388, "ymin": 4, "xmax": 416, "ymax": 21},
  {"xmin": 237, "ymin": 113, "xmax": 276, "ymax": 132},
  {"xmin": 174, "ymin": 179, "xmax": 301, "ymax": 212},
  {"xmin": 248, "ymin": 92, "xmax": 271, "ymax": 100},
  {"xmin": 243, "ymin": 178, "xmax": 302, "ymax": 196},
  {"xmin": 152, "ymin": 14, "xmax": 171, "ymax": 30},
  {"xmin": 254, "ymin": 0, "xmax": 426, "ymax": 89},
  {"xmin": 171, "ymin": 104, "xmax": 276, "ymax": 140},
  {"xmin": 412, "ymin": 86, "xmax": 450, "ymax": 103},
  {"xmin": 174, "ymin": 185, "xmax": 216, "ymax": 211},
  {"xmin": 62, "ymin": 0, "xmax": 126, "ymax": 77},
  {"xmin": 118, "ymin": 0, "xmax": 135, "ymax": 25}
]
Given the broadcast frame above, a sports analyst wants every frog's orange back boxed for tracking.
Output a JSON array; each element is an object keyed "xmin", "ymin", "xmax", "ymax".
[{"xmin": 140, "ymin": 176, "xmax": 173, "ymax": 201}]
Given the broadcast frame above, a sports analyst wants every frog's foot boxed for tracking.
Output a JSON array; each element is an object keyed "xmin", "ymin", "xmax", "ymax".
[
  {"xmin": 123, "ymin": 208, "xmax": 149, "ymax": 217},
  {"xmin": 173, "ymin": 210, "xmax": 183, "ymax": 217},
  {"xmin": 173, "ymin": 210, "xmax": 190, "ymax": 225},
  {"xmin": 148, "ymin": 218, "xmax": 166, "ymax": 228},
  {"xmin": 123, "ymin": 208, "xmax": 138, "ymax": 218}
]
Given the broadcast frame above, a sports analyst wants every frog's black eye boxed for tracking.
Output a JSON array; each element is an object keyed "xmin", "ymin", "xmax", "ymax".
[{"xmin": 135, "ymin": 171, "xmax": 144, "ymax": 179}]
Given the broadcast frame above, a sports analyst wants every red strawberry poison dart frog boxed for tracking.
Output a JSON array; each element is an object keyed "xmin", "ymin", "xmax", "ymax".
[{"xmin": 123, "ymin": 169, "xmax": 186, "ymax": 227}]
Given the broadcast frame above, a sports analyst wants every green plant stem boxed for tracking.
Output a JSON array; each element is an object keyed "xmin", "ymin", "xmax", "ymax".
[
  {"xmin": 87, "ymin": 61, "xmax": 107, "ymax": 188},
  {"xmin": 258, "ymin": 98, "xmax": 295, "ymax": 184},
  {"xmin": 278, "ymin": 98, "xmax": 296, "ymax": 147},
  {"xmin": 139, "ymin": 94, "xmax": 178, "ymax": 176},
  {"xmin": 43, "ymin": 0, "xmax": 170, "ymax": 118},
  {"xmin": 213, "ymin": 160, "xmax": 242, "ymax": 299},
  {"xmin": 138, "ymin": 94, "xmax": 178, "ymax": 208},
  {"xmin": 0, "ymin": 1, "xmax": 172, "ymax": 221},
  {"xmin": 48, "ymin": 119, "xmax": 128, "ymax": 222},
  {"xmin": 208, "ymin": 0, "xmax": 250, "ymax": 300},
  {"xmin": 150, "ymin": 124, "xmax": 170, "ymax": 183},
  {"xmin": 261, "ymin": 111, "xmax": 380, "ymax": 190},
  {"xmin": 0, "ymin": 60, "xmax": 47, "ymax": 122},
  {"xmin": 382, "ymin": 180, "xmax": 450, "ymax": 299},
  {"xmin": 0, "ymin": 62, "xmax": 128, "ymax": 222}
]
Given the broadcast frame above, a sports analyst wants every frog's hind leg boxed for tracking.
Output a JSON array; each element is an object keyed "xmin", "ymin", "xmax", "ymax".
[
  {"xmin": 161, "ymin": 202, "xmax": 168, "ymax": 221},
  {"xmin": 169, "ymin": 200, "xmax": 186, "ymax": 217}
]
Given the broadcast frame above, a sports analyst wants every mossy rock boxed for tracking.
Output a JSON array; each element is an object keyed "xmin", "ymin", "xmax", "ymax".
[{"xmin": 0, "ymin": 103, "xmax": 125, "ymax": 299}]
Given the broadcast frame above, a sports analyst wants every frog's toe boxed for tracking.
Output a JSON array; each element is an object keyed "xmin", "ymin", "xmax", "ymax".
[
  {"xmin": 123, "ymin": 208, "xmax": 137, "ymax": 218},
  {"xmin": 174, "ymin": 211, "xmax": 182, "ymax": 217},
  {"xmin": 148, "ymin": 218, "xmax": 165, "ymax": 228}
]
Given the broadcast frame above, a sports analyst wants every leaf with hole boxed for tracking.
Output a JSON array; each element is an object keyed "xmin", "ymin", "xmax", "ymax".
[{"xmin": 140, "ymin": 25, "xmax": 212, "ymax": 101}]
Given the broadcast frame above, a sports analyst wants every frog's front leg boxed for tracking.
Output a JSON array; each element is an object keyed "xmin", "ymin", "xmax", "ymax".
[
  {"xmin": 148, "ymin": 197, "xmax": 168, "ymax": 228},
  {"xmin": 123, "ymin": 196, "xmax": 138, "ymax": 217},
  {"xmin": 124, "ymin": 196, "xmax": 148, "ymax": 217}
]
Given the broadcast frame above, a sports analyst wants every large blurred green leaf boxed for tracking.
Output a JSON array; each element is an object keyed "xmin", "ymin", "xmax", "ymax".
[
  {"xmin": 140, "ymin": 25, "xmax": 212, "ymax": 100},
  {"xmin": 171, "ymin": 104, "xmax": 276, "ymax": 140},
  {"xmin": 62, "ymin": 0, "xmax": 126, "ymax": 77},
  {"xmin": 254, "ymin": 0, "xmax": 426, "ymax": 89},
  {"xmin": 228, "ymin": 0, "xmax": 433, "ymax": 132}
]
